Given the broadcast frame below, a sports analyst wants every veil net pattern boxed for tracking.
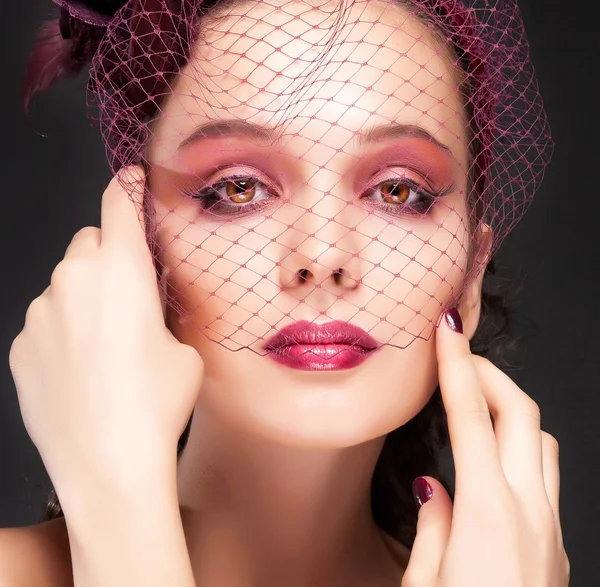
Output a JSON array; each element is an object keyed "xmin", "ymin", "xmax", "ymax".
[{"xmin": 32, "ymin": 0, "xmax": 553, "ymax": 362}]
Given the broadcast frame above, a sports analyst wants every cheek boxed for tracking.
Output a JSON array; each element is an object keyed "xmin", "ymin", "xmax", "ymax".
[
  {"xmin": 154, "ymin": 204, "xmax": 284, "ymax": 348},
  {"xmin": 355, "ymin": 205, "xmax": 469, "ymax": 348},
  {"xmin": 370, "ymin": 193, "xmax": 470, "ymax": 346}
]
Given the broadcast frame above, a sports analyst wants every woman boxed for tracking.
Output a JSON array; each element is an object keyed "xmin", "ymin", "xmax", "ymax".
[{"xmin": 4, "ymin": 0, "xmax": 568, "ymax": 585}]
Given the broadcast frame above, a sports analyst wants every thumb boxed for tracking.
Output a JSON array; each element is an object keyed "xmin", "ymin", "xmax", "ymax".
[{"xmin": 403, "ymin": 476, "xmax": 453, "ymax": 584}]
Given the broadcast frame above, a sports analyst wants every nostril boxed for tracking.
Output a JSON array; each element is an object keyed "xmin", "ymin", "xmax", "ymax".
[
  {"xmin": 333, "ymin": 268, "xmax": 344, "ymax": 285},
  {"xmin": 298, "ymin": 268, "xmax": 311, "ymax": 282}
]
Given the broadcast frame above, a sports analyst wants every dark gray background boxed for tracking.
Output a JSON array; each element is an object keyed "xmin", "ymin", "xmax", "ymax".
[{"xmin": 1, "ymin": 0, "xmax": 598, "ymax": 585}]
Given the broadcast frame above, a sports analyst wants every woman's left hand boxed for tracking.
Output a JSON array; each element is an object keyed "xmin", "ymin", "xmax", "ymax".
[{"xmin": 402, "ymin": 309, "xmax": 570, "ymax": 587}]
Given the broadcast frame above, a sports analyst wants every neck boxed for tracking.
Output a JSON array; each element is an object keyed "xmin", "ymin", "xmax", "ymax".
[{"xmin": 176, "ymin": 405, "xmax": 405, "ymax": 587}]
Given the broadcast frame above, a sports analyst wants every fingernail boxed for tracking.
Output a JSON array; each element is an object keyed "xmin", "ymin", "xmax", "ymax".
[
  {"xmin": 444, "ymin": 307, "xmax": 463, "ymax": 334},
  {"xmin": 413, "ymin": 477, "xmax": 434, "ymax": 510}
]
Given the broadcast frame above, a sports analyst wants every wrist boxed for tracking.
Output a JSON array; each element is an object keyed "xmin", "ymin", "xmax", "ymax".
[
  {"xmin": 55, "ymin": 451, "xmax": 180, "ymax": 526},
  {"xmin": 64, "ymin": 485, "xmax": 181, "ymax": 544},
  {"xmin": 63, "ymin": 484, "xmax": 195, "ymax": 587}
]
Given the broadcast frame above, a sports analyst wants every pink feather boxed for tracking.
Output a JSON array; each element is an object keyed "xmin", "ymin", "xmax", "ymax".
[{"xmin": 21, "ymin": 19, "xmax": 88, "ymax": 112}]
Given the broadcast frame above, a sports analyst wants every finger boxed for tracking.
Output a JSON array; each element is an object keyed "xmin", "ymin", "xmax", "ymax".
[
  {"xmin": 403, "ymin": 476, "xmax": 453, "ymax": 584},
  {"xmin": 436, "ymin": 309, "xmax": 503, "ymax": 491},
  {"xmin": 100, "ymin": 165, "xmax": 152, "ymax": 264},
  {"xmin": 471, "ymin": 357, "xmax": 545, "ymax": 502},
  {"xmin": 540, "ymin": 431, "xmax": 564, "ymax": 548},
  {"xmin": 64, "ymin": 227, "xmax": 101, "ymax": 259}
]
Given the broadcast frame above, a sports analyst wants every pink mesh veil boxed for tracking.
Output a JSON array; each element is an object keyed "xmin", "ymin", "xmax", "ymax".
[{"xmin": 24, "ymin": 0, "xmax": 553, "ymax": 364}]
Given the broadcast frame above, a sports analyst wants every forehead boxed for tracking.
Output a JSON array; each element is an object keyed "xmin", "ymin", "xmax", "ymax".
[{"xmin": 149, "ymin": 0, "xmax": 467, "ymax": 168}]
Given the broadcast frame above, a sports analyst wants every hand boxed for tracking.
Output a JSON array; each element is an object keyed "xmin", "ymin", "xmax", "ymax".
[
  {"xmin": 402, "ymin": 309, "xmax": 570, "ymax": 587},
  {"xmin": 8, "ymin": 166, "xmax": 204, "ymax": 509}
]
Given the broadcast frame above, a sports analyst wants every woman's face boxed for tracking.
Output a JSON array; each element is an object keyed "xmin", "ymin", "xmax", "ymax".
[{"xmin": 145, "ymin": 0, "xmax": 479, "ymax": 447}]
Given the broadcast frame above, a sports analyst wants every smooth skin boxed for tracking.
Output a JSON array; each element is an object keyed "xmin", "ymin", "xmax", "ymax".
[{"xmin": 6, "ymin": 166, "xmax": 569, "ymax": 586}]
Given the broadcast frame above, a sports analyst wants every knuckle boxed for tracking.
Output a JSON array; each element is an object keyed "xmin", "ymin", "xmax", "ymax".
[
  {"xmin": 521, "ymin": 396, "xmax": 541, "ymax": 423},
  {"xmin": 541, "ymin": 430, "xmax": 559, "ymax": 456},
  {"xmin": 50, "ymin": 259, "xmax": 88, "ymax": 289},
  {"xmin": 8, "ymin": 334, "xmax": 24, "ymax": 371},
  {"xmin": 445, "ymin": 401, "xmax": 491, "ymax": 422},
  {"xmin": 472, "ymin": 354, "xmax": 493, "ymax": 368},
  {"xmin": 72, "ymin": 226, "xmax": 100, "ymax": 241},
  {"xmin": 563, "ymin": 551, "xmax": 571, "ymax": 581},
  {"xmin": 24, "ymin": 295, "xmax": 47, "ymax": 325},
  {"xmin": 50, "ymin": 262, "xmax": 71, "ymax": 289}
]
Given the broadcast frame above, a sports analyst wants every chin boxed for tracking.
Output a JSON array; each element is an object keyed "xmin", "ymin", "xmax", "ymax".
[{"xmin": 199, "ymin": 358, "xmax": 437, "ymax": 449}]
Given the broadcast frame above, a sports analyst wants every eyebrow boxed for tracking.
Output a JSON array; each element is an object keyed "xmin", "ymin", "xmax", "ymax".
[
  {"xmin": 358, "ymin": 123, "xmax": 452, "ymax": 153},
  {"xmin": 178, "ymin": 120, "xmax": 275, "ymax": 149},
  {"xmin": 178, "ymin": 119, "xmax": 452, "ymax": 154}
]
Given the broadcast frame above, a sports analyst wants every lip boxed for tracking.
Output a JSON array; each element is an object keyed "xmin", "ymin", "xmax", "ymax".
[{"xmin": 263, "ymin": 320, "xmax": 380, "ymax": 371}]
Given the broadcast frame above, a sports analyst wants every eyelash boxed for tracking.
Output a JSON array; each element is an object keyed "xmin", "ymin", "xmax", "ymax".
[{"xmin": 182, "ymin": 173, "xmax": 443, "ymax": 218}]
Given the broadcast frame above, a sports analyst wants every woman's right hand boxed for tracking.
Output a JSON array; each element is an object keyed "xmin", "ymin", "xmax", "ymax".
[
  {"xmin": 402, "ymin": 312, "xmax": 569, "ymax": 587},
  {"xmin": 8, "ymin": 166, "xmax": 204, "ymax": 511}
]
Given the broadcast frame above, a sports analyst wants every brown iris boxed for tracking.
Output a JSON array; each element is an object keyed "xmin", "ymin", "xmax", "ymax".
[
  {"xmin": 380, "ymin": 181, "xmax": 411, "ymax": 204},
  {"xmin": 225, "ymin": 178, "xmax": 257, "ymax": 203}
]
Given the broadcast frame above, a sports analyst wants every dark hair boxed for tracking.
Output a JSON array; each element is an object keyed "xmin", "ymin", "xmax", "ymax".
[{"xmin": 35, "ymin": 0, "xmax": 523, "ymax": 552}]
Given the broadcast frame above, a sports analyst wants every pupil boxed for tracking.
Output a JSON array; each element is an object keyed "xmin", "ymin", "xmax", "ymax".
[
  {"xmin": 382, "ymin": 182, "xmax": 409, "ymax": 204},
  {"xmin": 226, "ymin": 178, "xmax": 256, "ymax": 203}
]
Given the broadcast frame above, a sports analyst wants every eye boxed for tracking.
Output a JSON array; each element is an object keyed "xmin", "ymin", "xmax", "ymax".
[
  {"xmin": 364, "ymin": 178, "xmax": 439, "ymax": 216},
  {"xmin": 184, "ymin": 174, "xmax": 276, "ymax": 217},
  {"xmin": 224, "ymin": 177, "xmax": 259, "ymax": 203}
]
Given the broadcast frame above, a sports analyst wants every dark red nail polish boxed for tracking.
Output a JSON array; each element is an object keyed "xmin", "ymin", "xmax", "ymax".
[
  {"xmin": 444, "ymin": 307, "xmax": 463, "ymax": 334},
  {"xmin": 413, "ymin": 477, "xmax": 434, "ymax": 510}
]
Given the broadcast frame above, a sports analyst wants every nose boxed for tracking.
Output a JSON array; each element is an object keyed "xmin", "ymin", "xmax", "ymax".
[{"xmin": 275, "ymin": 193, "xmax": 362, "ymax": 294}]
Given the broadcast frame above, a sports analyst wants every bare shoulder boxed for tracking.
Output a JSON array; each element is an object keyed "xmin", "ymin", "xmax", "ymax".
[{"xmin": 0, "ymin": 518, "xmax": 73, "ymax": 587}]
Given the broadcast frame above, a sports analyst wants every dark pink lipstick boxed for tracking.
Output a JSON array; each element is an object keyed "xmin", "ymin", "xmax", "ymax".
[{"xmin": 263, "ymin": 321, "xmax": 380, "ymax": 371}]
